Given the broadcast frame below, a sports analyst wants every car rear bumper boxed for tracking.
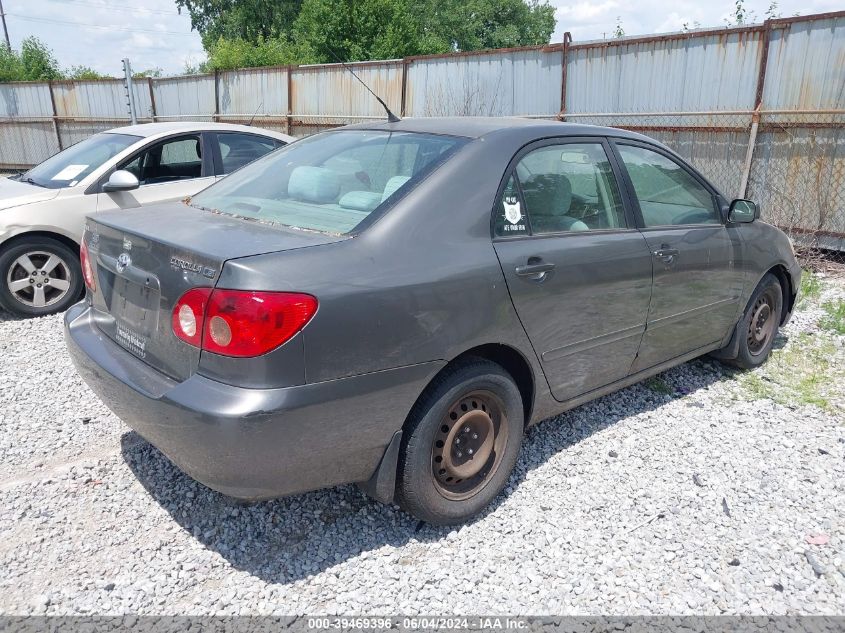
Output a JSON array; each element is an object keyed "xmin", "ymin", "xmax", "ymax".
[{"xmin": 64, "ymin": 302, "xmax": 444, "ymax": 500}]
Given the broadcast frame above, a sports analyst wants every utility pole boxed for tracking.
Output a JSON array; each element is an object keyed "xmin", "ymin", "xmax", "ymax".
[{"xmin": 0, "ymin": 0, "xmax": 11, "ymax": 50}]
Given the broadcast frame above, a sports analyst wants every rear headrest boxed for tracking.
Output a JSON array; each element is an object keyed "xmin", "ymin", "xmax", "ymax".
[
  {"xmin": 381, "ymin": 175, "xmax": 411, "ymax": 202},
  {"xmin": 523, "ymin": 173, "xmax": 572, "ymax": 217},
  {"xmin": 288, "ymin": 166, "xmax": 340, "ymax": 204}
]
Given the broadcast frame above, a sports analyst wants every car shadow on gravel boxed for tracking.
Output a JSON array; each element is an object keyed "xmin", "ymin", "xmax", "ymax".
[{"xmin": 121, "ymin": 355, "xmax": 738, "ymax": 585}]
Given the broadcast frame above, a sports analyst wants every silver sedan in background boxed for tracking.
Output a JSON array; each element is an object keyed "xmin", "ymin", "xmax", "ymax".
[{"xmin": 0, "ymin": 122, "xmax": 292, "ymax": 317}]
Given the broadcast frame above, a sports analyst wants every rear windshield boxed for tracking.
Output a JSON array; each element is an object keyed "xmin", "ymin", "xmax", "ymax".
[{"xmin": 190, "ymin": 130, "xmax": 466, "ymax": 234}]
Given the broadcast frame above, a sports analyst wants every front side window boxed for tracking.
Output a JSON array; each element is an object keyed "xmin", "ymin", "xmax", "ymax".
[
  {"xmin": 617, "ymin": 144, "xmax": 720, "ymax": 227},
  {"xmin": 191, "ymin": 130, "xmax": 466, "ymax": 235},
  {"xmin": 217, "ymin": 132, "xmax": 281, "ymax": 175},
  {"xmin": 494, "ymin": 142, "xmax": 626, "ymax": 237},
  {"xmin": 22, "ymin": 132, "xmax": 140, "ymax": 189},
  {"xmin": 120, "ymin": 135, "xmax": 203, "ymax": 185}
]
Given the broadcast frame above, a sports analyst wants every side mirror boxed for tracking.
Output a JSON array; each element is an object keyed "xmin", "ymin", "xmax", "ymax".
[
  {"xmin": 102, "ymin": 170, "xmax": 140, "ymax": 193},
  {"xmin": 728, "ymin": 199, "xmax": 758, "ymax": 224}
]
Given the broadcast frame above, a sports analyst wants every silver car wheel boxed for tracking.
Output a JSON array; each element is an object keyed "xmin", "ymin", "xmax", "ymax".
[{"xmin": 6, "ymin": 250, "xmax": 73, "ymax": 309}]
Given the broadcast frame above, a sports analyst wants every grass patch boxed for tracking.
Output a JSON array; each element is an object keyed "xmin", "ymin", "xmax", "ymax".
[
  {"xmin": 737, "ymin": 332, "xmax": 843, "ymax": 413},
  {"xmin": 798, "ymin": 270, "xmax": 822, "ymax": 307},
  {"xmin": 644, "ymin": 376, "xmax": 673, "ymax": 395},
  {"xmin": 820, "ymin": 300, "xmax": 845, "ymax": 335}
]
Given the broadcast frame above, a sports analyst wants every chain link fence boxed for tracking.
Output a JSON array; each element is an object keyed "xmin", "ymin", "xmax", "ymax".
[{"xmin": 563, "ymin": 109, "xmax": 845, "ymax": 264}]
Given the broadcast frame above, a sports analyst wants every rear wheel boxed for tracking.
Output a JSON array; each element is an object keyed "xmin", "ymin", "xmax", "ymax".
[
  {"xmin": 725, "ymin": 273, "xmax": 783, "ymax": 369},
  {"xmin": 0, "ymin": 237, "xmax": 83, "ymax": 318},
  {"xmin": 396, "ymin": 359, "xmax": 524, "ymax": 525}
]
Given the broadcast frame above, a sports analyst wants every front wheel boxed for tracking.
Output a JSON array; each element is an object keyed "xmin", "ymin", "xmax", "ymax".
[
  {"xmin": 725, "ymin": 273, "xmax": 783, "ymax": 369},
  {"xmin": 396, "ymin": 359, "xmax": 524, "ymax": 525},
  {"xmin": 0, "ymin": 237, "xmax": 83, "ymax": 318}
]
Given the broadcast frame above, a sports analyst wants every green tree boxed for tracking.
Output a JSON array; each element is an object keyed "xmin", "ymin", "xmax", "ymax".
[
  {"xmin": 20, "ymin": 37, "xmax": 63, "ymax": 80},
  {"xmin": 178, "ymin": 0, "xmax": 556, "ymax": 68},
  {"xmin": 0, "ymin": 36, "xmax": 63, "ymax": 82},
  {"xmin": 67, "ymin": 65, "xmax": 112, "ymax": 80},
  {"xmin": 205, "ymin": 35, "xmax": 316, "ymax": 70},
  {"xmin": 133, "ymin": 67, "xmax": 164, "ymax": 78},
  {"xmin": 175, "ymin": 0, "xmax": 303, "ymax": 48}
]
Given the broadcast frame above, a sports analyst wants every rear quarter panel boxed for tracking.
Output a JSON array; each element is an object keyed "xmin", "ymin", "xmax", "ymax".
[{"xmin": 217, "ymin": 135, "xmax": 556, "ymax": 420}]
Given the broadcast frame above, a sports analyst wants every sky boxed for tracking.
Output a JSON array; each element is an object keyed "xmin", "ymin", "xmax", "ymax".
[{"xmin": 2, "ymin": 0, "xmax": 843, "ymax": 76}]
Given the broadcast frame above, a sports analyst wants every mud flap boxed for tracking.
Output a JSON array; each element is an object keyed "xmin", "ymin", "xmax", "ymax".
[
  {"xmin": 357, "ymin": 430, "xmax": 402, "ymax": 504},
  {"xmin": 709, "ymin": 318, "xmax": 742, "ymax": 361}
]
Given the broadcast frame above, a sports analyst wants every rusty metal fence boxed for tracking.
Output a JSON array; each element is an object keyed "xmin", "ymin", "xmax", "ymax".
[{"xmin": 0, "ymin": 11, "xmax": 843, "ymax": 247}]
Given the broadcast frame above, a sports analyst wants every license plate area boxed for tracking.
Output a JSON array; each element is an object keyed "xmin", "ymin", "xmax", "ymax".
[{"xmin": 112, "ymin": 276, "xmax": 159, "ymax": 337}]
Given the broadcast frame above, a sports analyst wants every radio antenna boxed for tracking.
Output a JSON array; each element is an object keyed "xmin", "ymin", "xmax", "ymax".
[
  {"xmin": 247, "ymin": 101, "xmax": 263, "ymax": 126},
  {"xmin": 323, "ymin": 44, "xmax": 400, "ymax": 123}
]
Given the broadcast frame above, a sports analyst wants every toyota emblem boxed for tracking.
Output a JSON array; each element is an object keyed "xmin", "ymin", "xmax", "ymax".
[{"xmin": 116, "ymin": 252, "xmax": 131, "ymax": 273}]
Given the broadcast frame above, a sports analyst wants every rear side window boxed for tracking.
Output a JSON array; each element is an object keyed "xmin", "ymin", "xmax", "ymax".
[
  {"xmin": 494, "ymin": 142, "xmax": 626, "ymax": 237},
  {"xmin": 216, "ymin": 132, "xmax": 280, "ymax": 175},
  {"xmin": 120, "ymin": 135, "xmax": 203, "ymax": 185},
  {"xmin": 617, "ymin": 144, "xmax": 720, "ymax": 227},
  {"xmin": 191, "ymin": 130, "xmax": 465, "ymax": 235}
]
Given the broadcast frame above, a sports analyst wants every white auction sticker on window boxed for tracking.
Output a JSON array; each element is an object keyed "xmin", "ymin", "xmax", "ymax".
[{"xmin": 51, "ymin": 164, "xmax": 88, "ymax": 181}]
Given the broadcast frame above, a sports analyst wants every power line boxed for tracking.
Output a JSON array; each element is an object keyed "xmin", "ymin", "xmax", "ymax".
[
  {"xmin": 6, "ymin": 13, "xmax": 197, "ymax": 37},
  {"xmin": 40, "ymin": 0, "xmax": 181, "ymax": 16}
]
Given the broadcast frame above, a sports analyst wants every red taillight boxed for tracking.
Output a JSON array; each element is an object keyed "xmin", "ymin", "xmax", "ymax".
[
  {"xmin": 80, "ymin": 241, "xmax": 96, "ymax": 292},
  {"xmin": 172, "ymin": 289, "xmax": 317, "ymax": 358},
  {"xmin": 172, "ymin": 288, "xmax": 212, "ymax": 347}
]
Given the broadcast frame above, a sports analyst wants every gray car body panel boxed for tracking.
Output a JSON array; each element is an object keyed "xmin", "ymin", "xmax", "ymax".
[{"xmin": 65, "ymin": 118, "xmax": 800, "ymax": 502}]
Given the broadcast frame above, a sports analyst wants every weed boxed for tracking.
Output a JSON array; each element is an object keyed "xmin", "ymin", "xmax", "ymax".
[
  {"xmin": 798, "ymin": 270, "xmax": 822, "ymax": 307},
  {"xmin": 644, "ymin": 376, "xmax": 673, "ymax": 395},
  {"xmin": 820, "ymin": 300, "xmax": 845, "ymax": 335}
]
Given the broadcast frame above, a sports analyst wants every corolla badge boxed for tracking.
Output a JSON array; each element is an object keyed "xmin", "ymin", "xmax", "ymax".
[{"xmin": 116, "ymin": 252, "xmax": 131, "ymax": 273}]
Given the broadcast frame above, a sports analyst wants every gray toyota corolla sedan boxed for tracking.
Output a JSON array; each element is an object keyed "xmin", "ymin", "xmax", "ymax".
[{"xmin": 65, "ymin": 117, "xmax": 800, "ymax": 525}]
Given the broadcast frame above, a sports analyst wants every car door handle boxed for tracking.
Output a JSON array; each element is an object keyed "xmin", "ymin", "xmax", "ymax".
[
  {"xmin": 515, "ymin": 260, "xmax": 555, "ymax": 279},
  {"xmin": 652, "ymin": 247, "xmax": 680, "ymax": 264}
]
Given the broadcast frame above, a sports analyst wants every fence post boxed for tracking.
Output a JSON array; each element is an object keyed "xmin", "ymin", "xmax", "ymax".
[
  {"xmin": 740, "ymin": 19, "xmax": 773, "ymax": 198},
  {"xmin": 213, "ymin": 69, "xmax": 220, "ymax": 122},
  {"xmin": 147, "ymin": 77, "xmax": 157, "ymax": 121},
  {"xmin": 286, "ymin": 65, "xmax": 294, "ymax": 135},
  {"xmin": 558, "ymin": 32, "xmax": 572, "ymax": 120},
  {"xmin": 47, "ymin": 80, "xmax": 62, "ymax": 151},
  {"xmin": 400, "ymin": 57, "xmax": 409, "ymax": 117}
]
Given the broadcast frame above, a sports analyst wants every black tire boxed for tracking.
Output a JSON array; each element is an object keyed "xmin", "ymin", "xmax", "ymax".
[
  {"xmin": 725, "ymin": 273, "xmax": 783, "ymax": 369},
  {"xmin": 0, "ymin": 237, "xmax": 83, "ymax": 318},
  {"xmin": 396, "ymin": 359, "xmax": 524, "ymax": 525}
]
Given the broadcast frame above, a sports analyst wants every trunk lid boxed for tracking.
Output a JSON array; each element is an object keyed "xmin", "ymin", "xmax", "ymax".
[{"xmin": 86, "ymin": 202, "xmax": 347, "ymax": 381}]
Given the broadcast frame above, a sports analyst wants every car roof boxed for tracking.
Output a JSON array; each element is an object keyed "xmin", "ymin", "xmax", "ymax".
[
  {"xmin": 104, "ymin": 121, "xmax": 293, "ymax": 142},
  {"xmin": 342, "ymin": 116, "xmax": 662, "ymax": 145}
]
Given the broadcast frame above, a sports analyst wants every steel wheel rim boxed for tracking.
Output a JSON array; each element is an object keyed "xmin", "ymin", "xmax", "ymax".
[
  {"xmin": 431, "ymin": 390, "xmax": 508, "ymax": 501},
  {"xmin": 748, "ymin": 289, "xmax": 777, "ymax": 356},
  {"xmin": 6, "ymin": 250, "xmax": 72, "ymax": 309}
]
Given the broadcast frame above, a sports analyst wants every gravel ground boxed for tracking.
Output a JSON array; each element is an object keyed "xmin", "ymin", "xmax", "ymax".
[{"xmin": 0, "ymin": 277, "xmax": 843, "ymax": 616}]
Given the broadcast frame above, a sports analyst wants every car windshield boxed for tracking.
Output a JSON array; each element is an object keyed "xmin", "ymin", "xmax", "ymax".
[
  {"xmin": 23, "ymin": 132, "xmax": 141, "ymax": 189},
  {"xmin": 190, "ymin": 130, "xmax": 466, "ymax": 234}
]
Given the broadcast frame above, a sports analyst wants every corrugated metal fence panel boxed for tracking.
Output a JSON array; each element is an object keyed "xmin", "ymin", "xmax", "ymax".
[
  {"xmin": 151, "ymin": 75, "xmax": 216, "ymax": 119},
  {"xmin": 0, "ymin": 83, "xmax": 53, "ymax": 118},
  {"xmin": 406, "ymin": 48, "xmax": 561, "ymax": 117},
  {"xmin": 0, "ymin": 121, "xmax": 59, "ymax": 166},
  {"xmin": 58, "ymin": 120, "xmax": 124, "ymax": 148},
  {"xmin": 291, "ymin": 61, "xmax": 402, "ymax": 118},
  {"xmin": 52, "ymin": 80, "xmax": 151, "ymax": 120},
  {"xmin": 566, "ymin": 30, "xmax": 763, "ymax": 114},
  {"xmin": 763, "ymin": 15, "xmax": 845, "ymax": 111},
  {"xmin": 218, "ymin": 67, "xmax": 288, "ymax": 117},
  {"xmin": 53, "ymin": 79, "xmax": 150, "ymax": 120},
  {"xmin": 646, "ymin": 129, "xmax": 751, "ymax": 199}
]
